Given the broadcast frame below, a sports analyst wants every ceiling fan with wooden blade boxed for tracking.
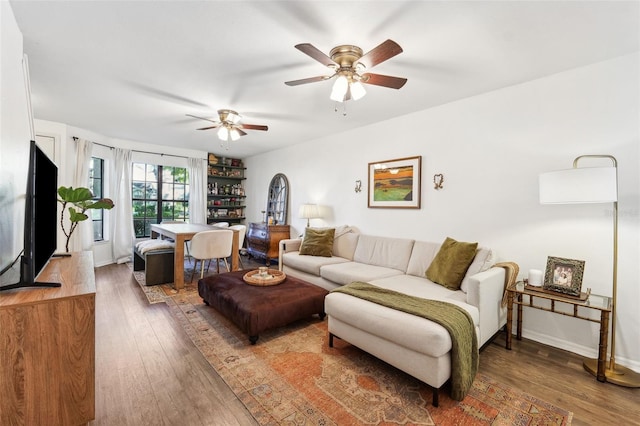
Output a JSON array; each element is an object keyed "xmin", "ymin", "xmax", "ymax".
[
  {"xmin": 285, "ymin": 39, "xmax": 407, "ymax": 102},
  {"xmin": 187, "ymin": 109, "xmax": 268, "ymax": 143}
]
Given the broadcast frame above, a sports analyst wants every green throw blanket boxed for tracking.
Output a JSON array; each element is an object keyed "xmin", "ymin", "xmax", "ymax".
[{"xmin": 332, "ymin": 281, "xmax": 478, "ymax": 401}]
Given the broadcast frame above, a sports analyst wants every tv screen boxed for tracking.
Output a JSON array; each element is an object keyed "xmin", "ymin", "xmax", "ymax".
[
  {"xmin": 30, "ymin": 141, "xmax": 58, "ymax": 278},
  {"xmin": 0, "ymin": 141, "xmax": 60, "ymax": 291}
]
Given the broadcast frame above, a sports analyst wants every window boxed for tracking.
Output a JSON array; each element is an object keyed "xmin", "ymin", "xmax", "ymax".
[
  {"xmin": 132, "ymin": 163, "xmax": 189, "ymax": 237},
  {"xmin": 89, "ymin": 157, "xmax": 105, "ymax": 241}
]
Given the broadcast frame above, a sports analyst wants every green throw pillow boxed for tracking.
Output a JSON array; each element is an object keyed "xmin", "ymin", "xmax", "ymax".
[
  {"xmin": 426, "ymin": 237, "xmax": 478, "ymax": 290},
  {"xmin": 299, "ymin": 228, "xmax": 335, "ymax": 257}
]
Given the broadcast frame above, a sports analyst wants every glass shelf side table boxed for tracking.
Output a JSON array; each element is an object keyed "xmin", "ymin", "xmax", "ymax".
[{"xmin": 505, "ymin": 281, "xmax": 612, "ymax": 382}]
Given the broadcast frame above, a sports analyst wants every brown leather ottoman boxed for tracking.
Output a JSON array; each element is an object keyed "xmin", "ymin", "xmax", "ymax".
[{"xmin": 198, "ymin": 270, "xmax": 328, "ymax": 344}]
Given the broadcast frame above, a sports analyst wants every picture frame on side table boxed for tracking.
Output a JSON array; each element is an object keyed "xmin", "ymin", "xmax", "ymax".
[
  {"xmin": 543, "ymin": 256, "xmax": 585, "ymax": 297},
  {"xmin": 368, "ymin": 155, "xmax": 421, "ymax": 208}
]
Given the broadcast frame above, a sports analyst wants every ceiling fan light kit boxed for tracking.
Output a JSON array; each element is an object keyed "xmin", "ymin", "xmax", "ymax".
[
  {"xmin": 187, "ymin": 109, "xmax": 268, "ymax": 150},
  {"xmin": 286, "ymin": 39, "xmax": 407, "ymax": 105}
]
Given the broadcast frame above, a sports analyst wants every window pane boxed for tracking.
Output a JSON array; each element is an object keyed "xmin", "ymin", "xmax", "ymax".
[
  {"xmin": 90, "ymin": 157, "xmax": 105, "ymax": 242},
  {"xmin": 145, "ymin": 165, "xmax": 158, "ymax": 182},
  {"xmin": 174, "ymin": 168, "xmax": 187, "ymax": 183},
  {"xmin": 162, "ymin": 201, "xmax": 174, "ymax": 218},
  {"xmin": 162, "ymin": 167, "xmax": 174, "ymax": 183},
  {"xmin": 174, "ymin": 184, "xmax": 185, "ymax": 201},
  {"xmin": 132, "ymin": 163, "xmax": 146, "ymax": 181},
  {"xmin": 146, "ymin": 182, "xmax": 158, "ymax": 199},
  {"xmin": 132, "ymin": 182, "xmax": 145, "ymax": 199},
  {"xmin": 93, "ymin": 221, "xmax": 103, "ymax": 241},
  {"xmin": 145, "ymin": 201, "xmax": 158, "ymax": 216},
  {"xmin": 134, "ymin": 219, "xmax": 146, "ymax": 238},
  {"xmin": 144, "ymin": 219, "xmax": 154, "ymax": 237},
  {"xmin": 132, "ymin": 200, "xmax": 146, "ymax": 218},
  {"xmin": 162, "ymin": 183, "xmax": 174, "ymax": 200}
]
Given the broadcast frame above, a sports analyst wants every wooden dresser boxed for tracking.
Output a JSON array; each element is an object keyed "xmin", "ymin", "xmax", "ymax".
[
  {"xmin": 246, "ymin": 222, "xmax": 290, "ymax": 266},
  {"xmin": 0, "ymin": 252, "xmax": 95, "ymax": 425}
]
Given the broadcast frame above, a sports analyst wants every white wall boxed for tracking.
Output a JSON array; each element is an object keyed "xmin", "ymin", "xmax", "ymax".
[
  {"xmin": 0, "ymin": 1, "xmax": 31, "ymax": 285},
  {"xmin": 245, "ymin": 53, "xmax": 640, "ymax": 370}
]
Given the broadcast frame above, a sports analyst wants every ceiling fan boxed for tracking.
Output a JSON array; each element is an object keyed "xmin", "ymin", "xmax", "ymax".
[
  {"xmin": 187, "ymin": 109, "xmax": 268, "ymax": 143},
  {"xmin": 285, "ymin": 39, "xmax": 407, "ymax": 102}
]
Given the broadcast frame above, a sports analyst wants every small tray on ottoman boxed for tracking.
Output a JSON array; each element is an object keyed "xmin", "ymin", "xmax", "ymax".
[{"xmin": 243, "ymin": 269, "xmax": 286, "ymax": 286}]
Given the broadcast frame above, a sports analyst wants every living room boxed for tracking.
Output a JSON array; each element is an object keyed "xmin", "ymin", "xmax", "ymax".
[{"xmin": 1, "ymin": 1, "xmax": 639, "ymax": 424}]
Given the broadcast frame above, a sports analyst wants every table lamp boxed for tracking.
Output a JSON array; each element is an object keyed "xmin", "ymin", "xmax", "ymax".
[{"xmin": 299, "ymin": 204, "xmax": 320, "ymax": 227}]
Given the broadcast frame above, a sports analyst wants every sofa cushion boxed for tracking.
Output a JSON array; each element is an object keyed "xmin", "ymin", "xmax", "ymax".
[
  {"xmin": 320, "ymin": 262, "xmax": 404, "ymax": 286},
  {"xmin": 405, "ymin": 240, "xmax": 441, "ymax": 278},
  {"xmin": 459, "ymin": 246, "xmax": 495, "ymax": 293},
  {"xmin": 426, "ymin": 237, "xmax": 478, "ymax": 290},
  {"xmin": 353, "ymin": 235, "xmax": 414, "ymax": 272},
  {"xmin": 333, "ymin": 230, "xmax": 359, "ymax": 260},
  {"xmin": 326, "ymin": 292, "xmax": 453, "ymax": 358},
  {"xmin": 282, "ymin": 251, "xmax": 350, "ymax": 276},
  {"xmin": 299, "ymin": 227, "xmax": 335, "ymax": 257}
]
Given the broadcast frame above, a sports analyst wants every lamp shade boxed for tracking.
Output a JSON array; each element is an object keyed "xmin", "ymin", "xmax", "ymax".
[
  {"xmin": 539, "ymin": 167, "xmax": 617, "ymax": 204},
  {"xmin": 299, "ymin": 204, "xmax": 320, "ymax": 219}
]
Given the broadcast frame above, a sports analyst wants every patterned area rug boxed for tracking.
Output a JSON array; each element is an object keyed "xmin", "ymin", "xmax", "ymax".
[
  {"xmin": 165, "ymin": 290, "xmax": 573, "ymax": 425},
  {"xmin": 128, "ymin": 261, "xmax": 217, "ymax": 304}
]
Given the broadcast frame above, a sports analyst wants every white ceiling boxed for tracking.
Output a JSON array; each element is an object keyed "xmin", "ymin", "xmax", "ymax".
[{"xmin": 10, "ymin": 1, "xmax": 639, "ymax": 158}]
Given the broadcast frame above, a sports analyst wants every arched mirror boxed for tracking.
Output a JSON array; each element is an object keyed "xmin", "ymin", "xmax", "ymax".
[{"xmin": 266, "ymin": 173, "xmax": 288, "ymax": 225}]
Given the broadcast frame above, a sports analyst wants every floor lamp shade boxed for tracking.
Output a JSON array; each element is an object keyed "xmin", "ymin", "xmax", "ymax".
[{"xmin": 539, "ymin": 167, "xmax": 617, "ymax": 204}]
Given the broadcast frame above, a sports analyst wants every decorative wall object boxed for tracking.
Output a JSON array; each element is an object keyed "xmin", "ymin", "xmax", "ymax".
[
  {"xmin": 543, "ymin": 256, "xmax": 585, "ymax": 297},
  {"xmin": 354, "ymin": 180, "xmax": 362, "ymax": 193},
  {"xmin": 433, "ymin": 174, "xmax": 444, "ymax": 190},
  {"xmin": 368, "ymin": 156, "xmax": 421, "ymax": 208}
]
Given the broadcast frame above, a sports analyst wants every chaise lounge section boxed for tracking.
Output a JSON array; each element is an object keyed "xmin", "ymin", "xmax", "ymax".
[{"xmin": 279, "ymin": 227, "xmax": 507, "ymax": 404}]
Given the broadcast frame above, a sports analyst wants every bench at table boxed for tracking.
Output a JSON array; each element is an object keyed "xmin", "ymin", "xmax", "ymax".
[{"xmin": 133, "ymin": 240, "xmax": 175, "ymax": 286}]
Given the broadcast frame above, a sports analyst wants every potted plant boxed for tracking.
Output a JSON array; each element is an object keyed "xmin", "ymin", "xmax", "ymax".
[{"xmin": 58, "ymin": 186, "xmax": 114, "ymax": 252}]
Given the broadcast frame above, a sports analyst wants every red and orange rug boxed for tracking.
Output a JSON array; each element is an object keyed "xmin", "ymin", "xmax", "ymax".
[{"xmin": 165, "ymin": 291, "xmax": 573, "ymax": 425}]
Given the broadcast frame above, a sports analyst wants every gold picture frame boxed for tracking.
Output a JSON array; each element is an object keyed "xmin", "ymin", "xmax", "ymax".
[
  {"xmin": 368, "ymin": 156, "xmax": 421, "ymax": 208},
  {"xmin": 543, "ymin": 256, "xmax": 585, "ymax": 297}
]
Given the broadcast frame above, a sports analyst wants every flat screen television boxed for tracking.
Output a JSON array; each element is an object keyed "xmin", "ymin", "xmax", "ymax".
[{"xmin": 0, "ymin": 140, "xmax": 61, "ymax": 291}]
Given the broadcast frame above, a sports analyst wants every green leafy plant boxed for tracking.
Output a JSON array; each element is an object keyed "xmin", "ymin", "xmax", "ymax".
[{"xmin": 57, "ymin": 186, "xmax": 115, "ymax": 252}]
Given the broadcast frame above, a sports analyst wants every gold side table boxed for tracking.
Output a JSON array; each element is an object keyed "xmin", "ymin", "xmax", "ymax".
[{"xmin": 505, "ymin": 282, "xmax": 612, "ymax": 382}]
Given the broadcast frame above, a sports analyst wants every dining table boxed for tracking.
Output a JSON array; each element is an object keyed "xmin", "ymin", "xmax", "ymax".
[{"xmin": 150, "ymin": 223, "xmax": 240, "ymax": 290}]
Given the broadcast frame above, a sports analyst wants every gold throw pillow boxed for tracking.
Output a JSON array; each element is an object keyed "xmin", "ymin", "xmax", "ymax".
[
  {"xmin": 426, "ymin": 237, "xmax": 478, "ymax": 290},
  {"xmin": 299, "ymin": 228, "xmax": 335, "ymax": 257}
]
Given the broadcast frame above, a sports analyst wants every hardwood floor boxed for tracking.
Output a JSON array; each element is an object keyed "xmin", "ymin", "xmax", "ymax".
[{"xmin": 92, "ymin": 262, "xmax": 639, "ymax": 425}]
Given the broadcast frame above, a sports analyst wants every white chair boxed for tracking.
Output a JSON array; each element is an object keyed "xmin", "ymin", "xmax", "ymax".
[
  {"xmin": 188, "ymin": 229, "xmax": 233, "ymax": 282},
  {"xmin": 210, "ymin": 222, "xmax": 229, "ymax": 228},
  {"xmin": 228, "ymin": 224, "xmax": 247, "ymax": 268}
]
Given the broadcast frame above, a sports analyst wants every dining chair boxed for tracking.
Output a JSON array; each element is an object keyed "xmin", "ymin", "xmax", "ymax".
[
  {"xmin": 228, "ymin": 224, "xmax": 247, "ymax": 268},
  {"xmin": 188, "ymin": 229, "xmax": 234, "ymax": 282},
  {"xmin": 210, "ymin": 222, "xmax": 230, "ymax": 228}
]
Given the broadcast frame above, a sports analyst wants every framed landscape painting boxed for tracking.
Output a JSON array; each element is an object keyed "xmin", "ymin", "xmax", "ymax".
[{"xmin": 368, "ymin": 156, "xmax": 421, "ymax": 208}]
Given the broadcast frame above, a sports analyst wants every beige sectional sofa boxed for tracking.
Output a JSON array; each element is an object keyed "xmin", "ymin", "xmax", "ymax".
[{"xmin": 278, "ymin": 227, "xmax": 507, "ymax": 405}]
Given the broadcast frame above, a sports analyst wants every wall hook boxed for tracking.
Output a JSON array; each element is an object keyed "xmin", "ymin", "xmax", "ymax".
[
  {"xmin": 433, "ymin": 174, "xmax": 444, "ymax": 190},
  {"xmin": 355, "ymin": 180, "xmax": 362, "ymax": 193}
]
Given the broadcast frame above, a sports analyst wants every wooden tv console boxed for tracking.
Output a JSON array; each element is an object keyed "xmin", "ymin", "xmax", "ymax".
[{"xmin": 0, "ymin": 252, "xmax": 95, "ymax": 425}]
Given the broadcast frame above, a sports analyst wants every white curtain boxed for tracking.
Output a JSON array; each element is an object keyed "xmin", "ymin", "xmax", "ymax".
[
  {"xmin": 69, "ymin": 138, "xmax": 94, "ymax": 252},
  {"xmin": 110, "ymin": 148, "xmax": 134, "ymax": 263},
  {"xmin": 188, "ymin": 157, "xmax": 207, "ymax": 224}
]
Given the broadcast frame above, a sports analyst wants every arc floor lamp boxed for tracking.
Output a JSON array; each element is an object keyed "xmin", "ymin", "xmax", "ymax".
[{"xmin": 539, "ymin": 154, "xmax": 639, "ymax": 387}]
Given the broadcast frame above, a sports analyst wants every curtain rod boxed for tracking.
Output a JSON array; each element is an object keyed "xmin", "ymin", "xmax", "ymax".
[{"xmin": 73, "ymin": 137, "xmax": 197, "ymax": 160}]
